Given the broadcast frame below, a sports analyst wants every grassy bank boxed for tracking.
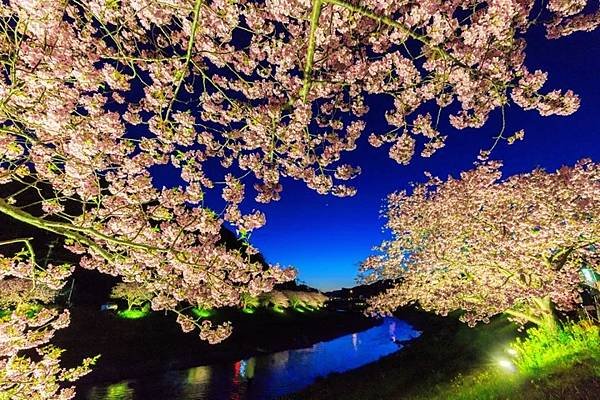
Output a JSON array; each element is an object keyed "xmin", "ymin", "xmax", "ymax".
[
  {"xmin": 285, "ymin": 310, "xmax": 600, "ymax": 400},
  {"xmin": 409, "ymin": 320, "xmax": 600, "ymax": 400}
]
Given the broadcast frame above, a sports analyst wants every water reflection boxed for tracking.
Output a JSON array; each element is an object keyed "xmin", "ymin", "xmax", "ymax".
[
  {"xmin": 180, "ymin": 366, "xmax": 212, "ymax": 398},
  {"xmin": 240, "ymin": 358, "xmax": 255, "ymax": 381},
  {"xmin": 186, "ymin": 366, "xmax": 211, "ymax": 385},
  {"xmin": 87, "ymin": 382, "xmax": 134, "ymax": 400},
  {"xmin": 351, "ymin": 333, "xmax": 358, "ymax": 351},
  {"xmin": 82, "ymin": 317, "xmax": 418, "ymax": 400},
  {"xmin": 270, "ymin": 350, "xmax": 289, "ymax": 369},
  {"xmin": 390, "ymin": 321, "xmax": 397, "ymax": 342}
]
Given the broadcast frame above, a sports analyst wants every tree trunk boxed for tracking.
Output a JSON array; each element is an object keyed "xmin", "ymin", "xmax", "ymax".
[
  {"xmin": 533, "ymin": 296, "xmax": 559, "ymax": 331},
  {"xmin": 505, "ymin": 295, "xmax": 558, "ymax": 330}
]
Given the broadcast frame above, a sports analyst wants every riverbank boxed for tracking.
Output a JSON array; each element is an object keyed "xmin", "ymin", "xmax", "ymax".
[
  {"xmin": 281, "ymin": 308, "xmax": 502, "ymax": 399},
  {"xmin": 284, "ymin": 309, "xmax": 600, "ymax": 400},
  {"xmin": 54, "ymin": 305, "xmax": 379, "ymax": 385}
]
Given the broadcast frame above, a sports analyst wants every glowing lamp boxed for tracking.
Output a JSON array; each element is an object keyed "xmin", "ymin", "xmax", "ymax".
[{"xmin": 497, "ymin": 358, "xmax": 516, "ymax": 372}]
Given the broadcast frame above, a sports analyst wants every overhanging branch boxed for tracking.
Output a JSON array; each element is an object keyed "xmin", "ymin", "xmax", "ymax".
[
  {"xmin": 299, "ymin": 0, "xmax": 470, "ymax": 102},
  {"xmin": 300, "ymin": 0, "xmax": 323, "ymax": 102}
]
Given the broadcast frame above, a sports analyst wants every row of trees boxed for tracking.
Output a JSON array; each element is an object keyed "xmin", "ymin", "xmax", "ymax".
[
  {"xmin": 249, "ymin": 290, "xmax": 329, "ymax": 312},
  {"xmin": 1, "ymin": 0, "xmax": 599, "ymax": 398},
  {"xmin": 110, "ymin": 282, "xmax": 328, "ymax": 311},
  {"xmin": 109, "ymin": 282, "xmax": 328, "ymax": 314}
]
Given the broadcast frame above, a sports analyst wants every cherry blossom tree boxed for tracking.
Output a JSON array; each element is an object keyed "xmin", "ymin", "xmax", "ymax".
[
  {"xmin": 283, "ymin": 291, "xmax": 306, "ymax": 310},
  {"xmin": 1, "ymin": 0, "xmax": 599, "ymax": 396},
  {"xmin": 240, "ymin": 292, "xmax": 261, "ymax": 311},
  {"xmin": 110, "ymin": 282, "xmax": 153, "ymax": 311},
  {"xmin": 1, "ymin": 0, "xmax": 597, "ymax": 337},
  {"xmin": 361, "ymin": 160, "xmax": 599, "ymax": 330},
  {"xmin": 301, "ymin": 291, "xmax": 329, "ymax": 310},
  {"xmin": 259, "ymin": 290, "xmax": 290, "ymax": 310}
]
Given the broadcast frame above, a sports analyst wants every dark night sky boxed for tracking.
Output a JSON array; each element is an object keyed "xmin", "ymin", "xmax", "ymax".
[{"xmin": 246, "ymin": 26, "xmax": 600, "ymax": 291}]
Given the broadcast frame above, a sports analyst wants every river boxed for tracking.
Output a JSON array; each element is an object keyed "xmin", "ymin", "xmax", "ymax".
[{"xmin": 82, "ymin": 317, "xmax": 420, "ymax": 400}]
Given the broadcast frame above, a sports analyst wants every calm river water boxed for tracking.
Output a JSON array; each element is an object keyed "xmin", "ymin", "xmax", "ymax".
[{"xmin": 82, "ymin": 317, "xmax": 420, "ymax": 400}]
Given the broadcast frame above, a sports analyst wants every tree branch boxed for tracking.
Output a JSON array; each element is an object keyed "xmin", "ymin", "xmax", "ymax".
[
  {"xmin": 504, "ymin": 308, "xmax": 544, "ymax": 326},
  {"xmin": 0, "ymin": 237, "xmax": 36, "ymax": 265},
  {"xmin": 165, "ymin": 0, "xmax": 204, "ymax": 121},
  {"xmin": 0, "ymin": 198, "xmax": 115, "ymax": 262},
  {"xmin": 300, "ymin": 0, "xmax": 323, "ymax": 102}
]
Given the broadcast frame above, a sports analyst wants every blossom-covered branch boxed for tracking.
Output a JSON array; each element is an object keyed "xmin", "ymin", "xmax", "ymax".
[{"xmin": 0, "ymin": 249, "xmax": 98, "ymax": 400}]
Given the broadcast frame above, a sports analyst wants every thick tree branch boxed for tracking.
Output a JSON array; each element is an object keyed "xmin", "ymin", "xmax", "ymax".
[
  {"xmin": 0, "ymin": 198, "xmax": 115, "ymax": 262},
  {"xmin": 300, "ymin": 0, "xmax": 323, "ymax": 102},
  {"xmin": 504, "ymin": 309, "xmax": 544, "ymax": 326}
]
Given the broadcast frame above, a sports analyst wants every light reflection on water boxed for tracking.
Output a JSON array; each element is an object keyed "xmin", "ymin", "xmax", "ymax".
[{"xmin": 83, "ymin": 317, "xmax": 419, "ymax": 400}]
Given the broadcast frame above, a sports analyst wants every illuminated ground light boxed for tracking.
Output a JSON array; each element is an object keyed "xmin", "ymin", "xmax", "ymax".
[
  {"xmin": 497, "ymin": 358, "xmax": 517, "ymax": 372},
  {"xmin": 272, "ymin": 306, "xmax": 286, "ymax": 314},
  {"xmin": 242, "ymin": 307, "xmax": 256, "ymax": 314},
  {"xmin": 117, "ymin": 309, "xmax": 149, "ymax": 319},
  {"xmin": 581, "ymin": 267, "xmax": 599, "ymax": 284},
  {"xmin": 191, "ymin": 307, "xmax": 214, "ymax": 318},
  {"xmin": 293, "ymin": 307, "xmax": 305, "ymax": 313}
]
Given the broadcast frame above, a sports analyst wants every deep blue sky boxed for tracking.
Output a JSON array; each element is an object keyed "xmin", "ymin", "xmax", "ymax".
[
  {"xmin": 149, "ymin": 25, "xmax": 600, "ymax": 291},
  {"xmin": 246, "ymin": 27, "xmax": 600, "ymax": 291}
]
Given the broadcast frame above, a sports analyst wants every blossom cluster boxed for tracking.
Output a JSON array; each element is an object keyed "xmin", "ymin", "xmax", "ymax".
[{"xmin": 0, "ymin": 254, "xmax": 97, "ymax": 399}]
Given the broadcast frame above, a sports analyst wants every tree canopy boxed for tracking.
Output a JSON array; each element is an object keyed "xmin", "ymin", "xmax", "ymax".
[{"xmin": 361, "ymin": 160, "xmax": 599, "ymax": 328}]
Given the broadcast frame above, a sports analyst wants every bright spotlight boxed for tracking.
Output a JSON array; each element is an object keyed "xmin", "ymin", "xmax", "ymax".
[{"xmin": 498, "ymin": 358, "xmax": 516, "ymax": 372}]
